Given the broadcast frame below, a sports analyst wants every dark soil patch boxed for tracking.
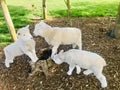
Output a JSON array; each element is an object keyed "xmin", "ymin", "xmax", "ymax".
[{"xmin": 0, "ymin": 17, "xmax": 120, "ymax": 90}]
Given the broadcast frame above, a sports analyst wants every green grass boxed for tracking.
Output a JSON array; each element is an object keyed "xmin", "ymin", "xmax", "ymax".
[
  {"xmin": 48, "ymin": 0, "xmax": 119, "ymax": 17},
  {"xmin": 0, "ymin": 5, "xmax": 31, "ymax": 46},
  {"xmin": 0, "ymin": 0, "xmax": 119, "ymax": 46}
]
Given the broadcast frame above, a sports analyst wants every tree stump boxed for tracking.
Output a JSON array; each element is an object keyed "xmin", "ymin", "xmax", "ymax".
[
  {"xmin": 29, "ymin": 48, "xmax": 52, "ymax": 78},
  {"xmin": 109, "ymin": 3, "xmax": 120, "ymax": 38}
]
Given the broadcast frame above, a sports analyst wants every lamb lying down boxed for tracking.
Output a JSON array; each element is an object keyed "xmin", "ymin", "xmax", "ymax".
[
  {"xmin": 4, "ymin": 25, "xmax": 38, "ymax": 67},
  {"xmin": 52, "ymin": 49, "xmax": 107, "ymax": 88},
  {"xmin": 33, "ymin": 21, "xmax": 82, "ymax": 57}
]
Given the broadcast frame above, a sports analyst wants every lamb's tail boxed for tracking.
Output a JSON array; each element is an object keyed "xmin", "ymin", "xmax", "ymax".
[
  {"xmin": 101, "ymin": 58, "xmax": 107, "ymax": 67},
  {"xmin": 4, "ymin": 47, "xmax": 11, "ymax": 59},
  {"xmin": 3, "ymin": 48, "xmax": 7, "ymax": 57}
]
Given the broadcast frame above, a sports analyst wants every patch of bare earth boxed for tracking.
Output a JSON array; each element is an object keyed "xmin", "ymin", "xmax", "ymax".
[{"xmin": 0, "ymin": 17, "xmax": 120, "ymax": 90}]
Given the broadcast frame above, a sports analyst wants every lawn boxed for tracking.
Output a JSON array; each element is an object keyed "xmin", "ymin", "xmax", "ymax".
[{"xmin": 0, "ymin": 0, "xmax": 119, "ymax": 46}]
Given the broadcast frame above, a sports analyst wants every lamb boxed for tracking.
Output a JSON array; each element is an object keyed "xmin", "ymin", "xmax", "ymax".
[
  {"xmin": 4, "ymin": 25, "xmax": 38, "ymax": 67},
  {"xmin": 51, "ymin": 49, "xmax": 107, "ymax": 88},
  {"xmin": 33, "ymin": 21, "xmax": 82, "ymax": 57}
]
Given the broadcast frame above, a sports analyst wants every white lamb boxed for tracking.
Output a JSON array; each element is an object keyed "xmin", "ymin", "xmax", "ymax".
[
  {"xmin": 52, "ymin": 49, "xmax": 107, "ymax": 88},
  {"xmin": 4, "ymin": 25, "xmax": 38, "ymax": 68},
  {"xmin": 33, "ymin": 21, "xmax": 82, "ymax": 57}
]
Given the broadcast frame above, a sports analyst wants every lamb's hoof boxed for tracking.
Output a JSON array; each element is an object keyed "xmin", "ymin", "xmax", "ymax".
[
  {"xmin": 76, "ymin": 71, "xmax": 80, "ymax": 74},
  {"xmin": 5, "ymin": 63, "xmax": 10, "ymax": 68},
  {"xmin": 76, "ymin": 67, "xmax": 81, "ymax": 74},
  {"xmin": 10, "ymin": 61, "xmax": 13, "ymax": 63},
  {"xmin": 101, "ymin": 83, "xmax": 107, "ymax": 88},
  {"xmin": 32, "ymin": 58, "xmax": 38, "ymax": 62},
  {"xmin": 67, "ymin": 72, "xmax": 72, "ymax": 75},
  {"xmin": 83, "ymin": 70, "xmax": 92, "ymax": 75},
  {"xmin": 83, "ymin": 71, "xmax": 89, "ymax": 75}
]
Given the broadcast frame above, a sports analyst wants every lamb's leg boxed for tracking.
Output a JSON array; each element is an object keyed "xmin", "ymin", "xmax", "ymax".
[
  {"xmin": 5, "ymin": 59, "xmax": 10, "ymax": 68},
  {"xmin": 4, "ymin": 49, "xmax": 13, "ymax": 67},
  {"xmin": 77, "ymin": 43, "xmax": 82, "ymax": 50},
  {"xmin": 5, "ymin": 56, "xmax": 13, "ymax": 68},
  {"xmin": 83, "ymin": 69, "xmax": 93, "ymax": 75},
  {"xmin": 77, "ymin": 38, "xmax": 82, "ymax": 50},
  {"xmin": 67, "ymin": 64, "xmax": 75, "ymax": 75},
  {"xmin": 93, "ymin": 68, "xmax": 107, "ymax": 88},
  {"xmin": 5, "ymin": 57, "xmax": 14, "ymax": 68},
  {"xmin": 25, "ymin": 51, "xmax": 38, "ymax": 62},
  {"xmin": 95, "ymin": 73, "xmax": 107, "ymax": 88},
  {"xmin": 51, "ymin": 45, "xmax": 59, "ymax": 57},
  {"xmin": 31, "ymin": 50, "xmax": 38, "ymax": 61},
  {"xmin": 75, "ymin": 65, "xmax": 81, "ymax": 74}
]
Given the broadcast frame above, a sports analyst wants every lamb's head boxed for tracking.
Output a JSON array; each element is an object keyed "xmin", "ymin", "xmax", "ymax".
[
  {"xmin": 52, "ymin": 50, "xmax": 64, "ymax": 64},
  {"xmin": 17, "ymin": 25, "xmax": 33, "ymax": 40},
  {"xmin": 33, "ymin": 20, "xmax": 52, "ymax": 36}
]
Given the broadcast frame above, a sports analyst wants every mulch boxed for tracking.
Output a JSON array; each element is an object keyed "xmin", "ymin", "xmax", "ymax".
[{"xmin": 0, "ymin": 17, "xmax": 120, "ymax": 90}]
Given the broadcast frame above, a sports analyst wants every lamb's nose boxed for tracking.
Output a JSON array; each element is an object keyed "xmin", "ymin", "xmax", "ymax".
[{"xmin": 33, "ymin": 33, "xmax": 35, "ymax": 36}]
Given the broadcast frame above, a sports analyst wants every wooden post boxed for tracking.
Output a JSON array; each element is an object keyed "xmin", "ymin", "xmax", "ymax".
[
  {"xmin": 42, "ymin": 0, "xmax": 47, "ymax": 19},
  {"xmin": 0, "ymin": 0, "xmax": 17, "ymax": 41},
  {"xmin": 67, "ymin": 0, "xmax": 70, "ymax": 22},
  {"xmin": 64, "ymin": 0, "xmax": 72, "ymax": 26},
  {"xmin": 114, "ymin": 3, "xmax": 120, "ymax": 38}
]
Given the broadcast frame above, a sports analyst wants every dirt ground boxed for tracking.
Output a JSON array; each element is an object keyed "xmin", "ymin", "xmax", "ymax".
[{"xmin": 0, "ymin": 17, "xmax": 120, "ymax": 90}]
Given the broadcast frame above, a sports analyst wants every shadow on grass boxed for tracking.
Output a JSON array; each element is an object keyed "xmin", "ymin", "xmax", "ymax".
[{"xmin": 0, "ymin": 5, "xmax": 31, "ymax": 46}]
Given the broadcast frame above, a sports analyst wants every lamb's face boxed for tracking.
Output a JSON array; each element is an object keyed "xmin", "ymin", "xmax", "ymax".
[
  {"xmin": 33, "ymin": 21, "xmax": 52, "ymax": 36},
  {"xmin": 17, "ymin": 25, "xmax": 33, "ymax": 40},
  {"xmin": 52, "ymin": 55, "xmax": 63, "ymax": 64}
]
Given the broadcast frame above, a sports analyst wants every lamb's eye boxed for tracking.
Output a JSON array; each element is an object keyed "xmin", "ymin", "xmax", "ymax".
[
  {"xmin": 18, "ymin": 33, "xmax": 20, "ymax": 35},
  {"xmin": 23, "ymin": 34, "xmax": 25, "ymax": 36}
]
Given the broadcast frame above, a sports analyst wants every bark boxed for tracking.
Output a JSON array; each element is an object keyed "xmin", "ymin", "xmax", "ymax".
[
  {"xmin": 64, "ymin": 0, "xmax": 72, "ymax": 26},
  {"xmin": 110, "ymin": 3, "xmax": 120, "ymax": 38},
  {"xmin": 42, "ymin": 0, "xmax": 47, "ymax": 19}
]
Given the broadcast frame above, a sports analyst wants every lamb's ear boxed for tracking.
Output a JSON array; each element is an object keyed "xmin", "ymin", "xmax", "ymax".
[
  {"xmin": 26, "ymin": 25, "xmax": 30, "ymax": 33},
  {"xmin": 38, "ymin": 20, "xmax": 44, "ymax": 26},
  {"xmin": 26, "ymin": 25, "xmax": 29, "ymax": 29}
]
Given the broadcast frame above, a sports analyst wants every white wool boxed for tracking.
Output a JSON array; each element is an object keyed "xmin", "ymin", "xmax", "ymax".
[
  {"xmin": 17, "ymin": 25, "xmax": 33, "ymax": 40},
  {"xmin": 4, "ymin": 25, "xmax": 38, "ymax": 68},
  {"xmin": 52, "ymin": 49, "xmax": 107, "ymax": 88},
  {"xmin": 33, "ymin": 21, "xmax": 82, "ymax": 56}
]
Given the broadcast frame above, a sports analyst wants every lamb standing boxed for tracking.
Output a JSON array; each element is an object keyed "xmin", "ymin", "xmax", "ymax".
[
  {"xmin": 4, "ymin": 25, "xmax": 38, "ymax": 67},
  {"xmin": 52, "ymin": 49, "xmax": 107, "ymax": 88},
  {"xmin": 33, "ymin": 21, "xmax": 82, "ymax": 57}
]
